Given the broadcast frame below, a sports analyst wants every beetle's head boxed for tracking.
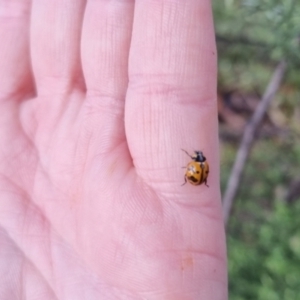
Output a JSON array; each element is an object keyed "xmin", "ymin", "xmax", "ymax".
[{"xmin": 193, "ymin": 151, "xmax": 206, "ymax": 162}]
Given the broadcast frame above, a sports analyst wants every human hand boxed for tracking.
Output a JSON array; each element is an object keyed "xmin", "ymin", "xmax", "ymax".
[{"xmin": 0, "ymin": 1, "xmax": 227, "ymax": 299}]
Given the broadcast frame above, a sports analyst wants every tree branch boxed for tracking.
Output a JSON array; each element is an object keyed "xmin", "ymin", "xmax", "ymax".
[{"xmin": 222, "ymin": 60, "xmax": 287, "ymax": 226}]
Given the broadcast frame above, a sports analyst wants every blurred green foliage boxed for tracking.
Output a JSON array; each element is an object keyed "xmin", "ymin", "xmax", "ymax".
[
  {"xmin": 214, "ymin": 0, "xmax": 300, "ymax": 298},
  {"xmin": 214, "ymin": 0, "xmax": 300, "ymax": 60},
  {"xmin": 228, "ymin": 198, "xmax": 300, "ymax": 300},
  {"xmin": 221, "ymin": 141, "xmax": 300, "ymax": 299},
  {"xmin": 214, "ymin": 0, "xmax": 300, "ymax": 92}
]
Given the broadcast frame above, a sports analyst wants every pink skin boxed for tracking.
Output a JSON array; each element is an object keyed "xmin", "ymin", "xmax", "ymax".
[{"xmin": 0, "ymin": 1, "xmax": 227, "ymax": 299}]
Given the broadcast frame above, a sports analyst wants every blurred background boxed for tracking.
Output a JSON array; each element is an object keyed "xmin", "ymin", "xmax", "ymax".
[{"xmin": 213, "ymin": 0, "xmax": 300, "ymax": 299}]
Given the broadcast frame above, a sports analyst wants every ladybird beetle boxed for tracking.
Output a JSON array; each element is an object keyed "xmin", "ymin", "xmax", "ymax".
[{"xmin": 182, "ymin": 149, "xmax": 209, "ymax": 187}]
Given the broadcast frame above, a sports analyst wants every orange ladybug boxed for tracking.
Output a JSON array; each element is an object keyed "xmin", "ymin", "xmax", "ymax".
[{"xmin": 182, "ymin": 149, "xmax": 209, "ymax": 187}]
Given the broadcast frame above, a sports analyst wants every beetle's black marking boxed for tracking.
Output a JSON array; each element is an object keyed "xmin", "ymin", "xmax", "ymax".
[
  {"xmin": 188, "ymin": 176, "xmax": 199, "ymax": 183},
  {"xmin": 204, "ymin": 164, "xmax": 209, "ymax": 186}
]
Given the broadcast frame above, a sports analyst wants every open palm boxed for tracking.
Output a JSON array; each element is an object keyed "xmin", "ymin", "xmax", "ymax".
[{"xmin": 0, "ymin": 1, "xmax": 226, "ymax": 299}]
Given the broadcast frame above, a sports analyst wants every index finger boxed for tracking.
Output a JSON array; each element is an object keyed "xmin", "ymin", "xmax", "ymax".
[{"xmin": 126, "ymin": 0, "xmax": 219, "ymax": 200}]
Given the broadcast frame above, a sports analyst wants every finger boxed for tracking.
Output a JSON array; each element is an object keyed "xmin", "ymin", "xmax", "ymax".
[
  {"xmin": 81, "ymin": 0, "xmax": 134, "ymax": 153},
  {"xmin": 126, "ymin": 0, "xmax": 218, "ymax": 196},
  {"xmin": 30, "ymin": 0, "xmax": 86, "ymax": 95},
  {"xmin": 0, "ymin": 0, "xmax": 33, "ymax": 100}
]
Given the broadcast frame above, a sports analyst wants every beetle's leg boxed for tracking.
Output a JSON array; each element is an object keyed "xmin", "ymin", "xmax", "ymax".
[
  {"xmin": 204, "ymin": 179, "xmax": 209, "ymax": 187},
  {"xmin": 181, "ymin": 176, "xmax": 187, "ymax": 186}
]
